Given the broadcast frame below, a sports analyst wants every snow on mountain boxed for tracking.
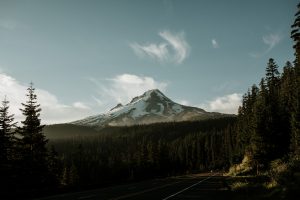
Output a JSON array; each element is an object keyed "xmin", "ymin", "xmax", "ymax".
[{"xmin": 71, "ymin": 89, "xmax": 228, "ymax": 127}]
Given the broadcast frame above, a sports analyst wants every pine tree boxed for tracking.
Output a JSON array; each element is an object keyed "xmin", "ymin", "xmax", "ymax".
[
  {"xmin": 291, "ymin": 3, "xmax": 300, "ymax": 64},
  {"xmin": 265, "ymin": 59, "xmax": 289, "ymax": 159},
  {"xmin": 280, "ymin": 62, "xmax": 295, "ymax": 154},
  {"xmin": 251, "ymin": 79, "xmax": 268, "ymax": 168},
  {"xmin": 17, "ymin": 83, "xmax": 49, "ymax": 188},
  {"xmin": 0, "ymin": 97, "xmax": 17, "ymax": 190},
  {"xmin": 265, "ymin": 58, "xmax": 280, "ymax": 89},
  {"xmin": 0, "ymin": 97, "xmax": 17, "ymax": 163}
]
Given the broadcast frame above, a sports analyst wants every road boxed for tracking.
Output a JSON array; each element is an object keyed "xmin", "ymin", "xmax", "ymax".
[{"xmin": 38, "ymin": 173, "xmax": 231, "ymax": 200}]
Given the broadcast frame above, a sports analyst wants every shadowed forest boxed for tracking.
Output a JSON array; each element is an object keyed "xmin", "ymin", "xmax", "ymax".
[{"xmin": 1, "ymin": 2, "xmax": 300, "ymax": 200}]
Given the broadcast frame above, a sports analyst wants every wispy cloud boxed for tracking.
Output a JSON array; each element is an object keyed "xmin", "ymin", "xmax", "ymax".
[
  {"xmin": 130, "ymin": 30, "xmax": 190, "ymax": 64},
  {"xmin": 0, "ymin": 73, "xmax": 94, "ymax": 124},
  {"xmin": 91, "ymin": 96, "xmax": 104, "ymax": 106},
  {"xmin": 200, "ymin": 93, "xmax": 242, "ymax": 114},
  {"xmin": 263, "ymin": 33, "xmax": 281, "ymax": 52},
  {"xmin": 211, "ymin": 39, "xmax": 219, "ymax": 48},
  {"xmin": 159, "ymin": 31, "xmax": 190, "ymax": 64},
  {"xmin": 130, "ymin": 43, "xmax": 169, "ymax": 62},
  {"xmin": 90, "ymin": 74, "xmax": 168, "ymax": 106},
  {"xmin": 250, "ymin": 33, "xmax": 282, "ymax": 58}
]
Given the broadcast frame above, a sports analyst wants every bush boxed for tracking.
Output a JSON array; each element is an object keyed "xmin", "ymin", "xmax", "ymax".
[
  {"xmin": 227, "ymin": 154, "xmax": 254, "ymax": 176},
  {"xmin": 269, "ymin": 159, "xmax": 289, "ymax": 185}
]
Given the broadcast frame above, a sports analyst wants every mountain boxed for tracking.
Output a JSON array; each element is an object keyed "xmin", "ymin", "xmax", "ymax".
[{"xmin": 71, "ymin": 89, "xmax": 230, "ymax": 128}]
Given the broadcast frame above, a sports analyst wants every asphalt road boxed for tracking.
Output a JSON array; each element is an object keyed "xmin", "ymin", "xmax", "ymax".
[{"xmin": 38, "ymin": 173, "xmax": 230, "ymax": 200}]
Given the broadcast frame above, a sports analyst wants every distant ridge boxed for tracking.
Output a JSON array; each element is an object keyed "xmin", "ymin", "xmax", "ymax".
[{"xmin": 71, "ymin": 89, "xmax": 231, "ymax": 127}]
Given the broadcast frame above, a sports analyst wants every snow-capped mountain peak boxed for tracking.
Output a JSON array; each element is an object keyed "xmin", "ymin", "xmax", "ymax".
[
  {"xmin": 129, "ymin": 89, "xmax": 170, "ymax": 103},
  {"xmin": 107, "ymin": 89, "xmax": 173, "ymax": 119},
  {"xmin": 71, "ymin": 89, "xmax": 227, "ymax": 127}
]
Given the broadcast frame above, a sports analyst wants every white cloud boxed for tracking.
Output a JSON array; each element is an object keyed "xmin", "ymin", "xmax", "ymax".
[
  {"xmin": 178, "ymin": 99, "xmax": 190, "ymax": 106},
  {"xmin": 159, "ymin": 30, "xmax": 190, "ymax": 64},
  {"xmin": 200, "ymin": 93, "xmax": 242, "ymax": 114},
  {"xmin": 0, "ymin": 73, "xmax": 94, "ymax": 124},
  {"xmin": 263, "ymin": 33, "xmax": 281, "ymax": 52},
  {"xmin": 130, "ymin": 30, "xmax": 190, "ymax": 64},
  {"xmin": 211, "ymin": 39, "xmax": 219, "ymax": 48},
  {"xmin": 250, "ymin": 33, "xmax": 282, "ymax": 58},
  {"xmin": 0, "ymin": 72, "xmax": 167, "ymax": 124},
  {"xmin": 73, "ymin": 102, "xmax": 90, "ymax": 110},
  {"xmin": 130, "ymin": 42, "xmax": 169, "ymax": 62},
  {"xmin": 91, "ymin": 74, "xmax": 168, "ymax": 106}
]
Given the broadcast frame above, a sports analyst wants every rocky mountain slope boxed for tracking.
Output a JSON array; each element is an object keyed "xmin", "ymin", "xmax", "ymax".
[{"xmin": 71, "ymin": 89, "xmax": 230, "ymax": 127}]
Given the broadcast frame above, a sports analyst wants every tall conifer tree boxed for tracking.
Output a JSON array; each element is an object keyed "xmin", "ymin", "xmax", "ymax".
[
  {"xmin": 0, "ymin": 97, "xmax": 16, "ymax": 164},
  {"xmin": 0, "ymin": 97, "xmax": 17, "ymax": 188},
  {"xmin": 17, "ymin": 83, "xmax": 49, "ymax": 188}
]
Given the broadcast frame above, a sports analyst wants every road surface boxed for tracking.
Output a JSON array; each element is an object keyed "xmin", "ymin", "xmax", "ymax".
[{"xmin": 37, "ymin": 173, "xmax": 230, "ymax": 200}]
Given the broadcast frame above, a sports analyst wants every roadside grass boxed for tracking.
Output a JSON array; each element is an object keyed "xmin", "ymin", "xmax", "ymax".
[
  {"xmin": 224, "ymin": 154, "xmax": 300, "ymax": 199},
  {"xmin": 225, "ymin": 175, "xmax": 283, "ymax": 200},
  {"xmin": 225, "ymin": 160, "xmax": 300, "ymax": 200}
]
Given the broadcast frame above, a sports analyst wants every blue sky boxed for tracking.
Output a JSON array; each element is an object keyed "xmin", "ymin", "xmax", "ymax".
[{"xmin": 0, "ymin": 0, "xmax": 297, "ymax": 124}]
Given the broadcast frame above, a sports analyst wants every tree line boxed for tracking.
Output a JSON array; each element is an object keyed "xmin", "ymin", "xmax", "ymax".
[
  {"xmin": 233, "ymin": 58, "xmax": 299, "ymax": 169},
  {"xmin": 231, "ymin": 3, "xmax": 300, "ymax": 171},
  {"xmin": 50, "ymin": 118, "xmax": 236, "ymax": 188}
]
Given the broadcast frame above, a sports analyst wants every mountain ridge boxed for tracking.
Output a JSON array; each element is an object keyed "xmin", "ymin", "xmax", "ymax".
[{"xmin": 71, "ymin": 89, "xmax": 231, "ymax": 127}]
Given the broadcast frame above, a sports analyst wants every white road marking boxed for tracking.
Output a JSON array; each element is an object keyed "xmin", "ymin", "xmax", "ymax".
[{"xmin": 162, "ymin": 173, "xmax": 217, "ymax": 200}]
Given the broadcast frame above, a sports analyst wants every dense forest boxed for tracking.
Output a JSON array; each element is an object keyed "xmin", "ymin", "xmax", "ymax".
[
  {"xmin": 1, "ymin": 2, "xmax": 300, "ymax": 199},
  {"xmin": 49, "ymin": 118, "xmax": 236, "ymax": 188}
]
